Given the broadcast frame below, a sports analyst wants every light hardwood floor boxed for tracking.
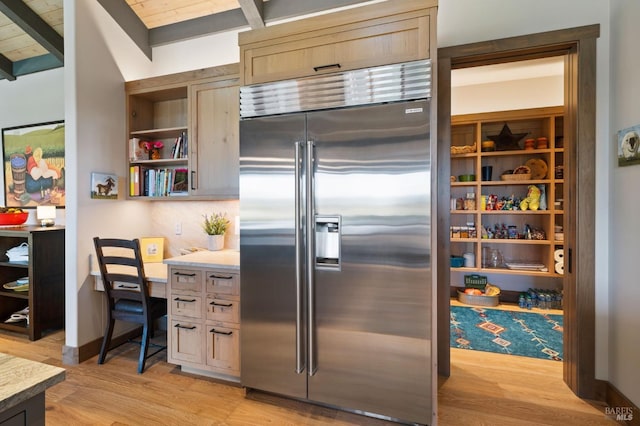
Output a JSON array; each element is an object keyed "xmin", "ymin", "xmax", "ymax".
[{"xmin": 0, "ymin": 329, "xmax": 614, "ymax": 425}]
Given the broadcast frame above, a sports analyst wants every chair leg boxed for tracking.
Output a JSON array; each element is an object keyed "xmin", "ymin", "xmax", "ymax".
[
  {"xmin": 138, "ymin": 322, "xmax": 151, "ymax": 374},
  {"xmin": 98, "ymin": 318, "xmax": 115, "ymax": 365}
]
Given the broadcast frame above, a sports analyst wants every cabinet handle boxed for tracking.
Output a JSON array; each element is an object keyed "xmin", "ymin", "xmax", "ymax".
[
  {"xmin": 210, "ymin": 301, "xmax": 233, "ymax": 307},
  {"xmin": 174, "ymin": 297, "xmax": 196, "ymax": 303},
  {"xmin": 313, "ymin": 63, "xmax": 341, "ymax": 72},
  {"xmin": 210, "ymin": 328, "xmax": 233, "ymax": 335},
  {"xmin": 174, "ymin": 272, "xmax": 196, "ymax": 277},
  {"xmin": 209, "ymin": 274, "xmax": 233, "ymax": 280},
  {"xmin": 116, "ymin": 284, "xmax": 138, "ymax": 289},
  {"xmin": 174, "ymin": 324, "xmax": 197, "ymax": 330},
  {"xmin": 191, "ymin": 170, "xmax": 196, "ymax": 190}
]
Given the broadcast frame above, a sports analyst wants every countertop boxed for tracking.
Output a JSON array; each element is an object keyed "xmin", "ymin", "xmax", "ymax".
[
  {"xmin": 164, "ymin": 249, "xmax": 239, "ymax": 271},
  {"xmin": 0, "ymin": 353, "xmax": 65, "ymax": 412}
]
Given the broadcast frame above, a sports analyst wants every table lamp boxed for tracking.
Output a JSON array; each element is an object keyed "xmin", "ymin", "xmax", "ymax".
[{"xmin": 36, "ymin": 205, "xmax": 56, "ymax": 227}]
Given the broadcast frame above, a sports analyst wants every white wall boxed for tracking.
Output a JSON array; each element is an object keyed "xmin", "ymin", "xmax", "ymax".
[
  {"xmin": 609, "ymin": 0, "xmax": 640, "ymax": 408},
  {"xmin": 64, "ymin": 0, "xmax": 152, "ymax": 347},
  {"xmin": 438, "ymin": 0, "xmax": 612, "ymax": 381},
  {"xmin": 0, "ymin": 69, "xmax": 65, "ymax": 225}
]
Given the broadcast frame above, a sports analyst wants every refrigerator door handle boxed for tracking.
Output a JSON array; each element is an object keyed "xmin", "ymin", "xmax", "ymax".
[
  {"xmin": 306, "ymin": 140, "xmax": 317, "ymax": 376},
  {"xmin": 294, "ymin": 141, "xmax": 305, "ymax": 374}
]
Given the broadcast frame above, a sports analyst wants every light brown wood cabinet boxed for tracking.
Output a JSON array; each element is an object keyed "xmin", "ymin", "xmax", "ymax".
[
  {"xmin": 239, "ymin": 0, "xmax": 436, "ymax": 85},
  {"xmin": 125, "ymin": 64, "xmax": 239, "ymax": 200},
  {"xmin": 167, "ymin": 265, "xmax": 240, "ymax": 379},
  {"xmin": 450, "ymin": 107, "xmax": 565, "ymax": 297}
]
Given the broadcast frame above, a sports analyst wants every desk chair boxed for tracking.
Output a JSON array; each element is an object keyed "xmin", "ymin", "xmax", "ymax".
[{"xmin": 93, "ymin": 237, "xmax": 167, "ymax": 373}]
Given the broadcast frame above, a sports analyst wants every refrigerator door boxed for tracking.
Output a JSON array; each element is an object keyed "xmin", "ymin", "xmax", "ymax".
[
  {"xmin": 307, "ymin": 100, "xmax": 432, "ymax": 424},
  {"xmin": 240, "ymin": 113, "xmax": 308, "ymax": 398}
]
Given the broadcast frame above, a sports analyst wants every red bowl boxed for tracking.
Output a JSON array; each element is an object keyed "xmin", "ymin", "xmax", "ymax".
[{"xmin": 0, "ymin": 212, "xmax": 28, "ymax": 225}]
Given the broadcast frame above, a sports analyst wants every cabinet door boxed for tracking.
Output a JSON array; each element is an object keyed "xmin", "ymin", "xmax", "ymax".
[
  {"xmin": 190, "ymin": 80, "xmax": 239, "ymax": 198},
  {"xmin": 205, "ymin": 324, "xmax": 240, "ymax": 373},
  {"xmin": 169, "ymin": 319, "xmax": 204, "ymax": 364}
]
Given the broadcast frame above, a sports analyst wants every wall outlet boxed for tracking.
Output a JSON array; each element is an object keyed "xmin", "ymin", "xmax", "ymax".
[{"xmin": 175, "ymin": 221, "xmax": 182, "ymax": 235}]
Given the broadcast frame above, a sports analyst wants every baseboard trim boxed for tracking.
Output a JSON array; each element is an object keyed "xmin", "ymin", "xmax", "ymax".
[
  {"xmin": 605, "ymin": 382, "xmax": 639, "ymax": 425},
  {"xmin": 61, "ymin": 328, "xmax": 143, "ymax": 365}
]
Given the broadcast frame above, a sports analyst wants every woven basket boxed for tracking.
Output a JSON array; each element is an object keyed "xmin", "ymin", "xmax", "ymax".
[{"xmin": 500, "ymin": 173, "xmax": 531, "ymax": 181}]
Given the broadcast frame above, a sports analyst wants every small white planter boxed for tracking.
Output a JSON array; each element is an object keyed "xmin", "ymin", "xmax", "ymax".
[{"xmin": 207, "ymin": 234, "xmax": 225, "ymax": 251}]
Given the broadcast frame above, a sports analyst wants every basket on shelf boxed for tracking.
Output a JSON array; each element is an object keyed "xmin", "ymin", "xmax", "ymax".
[
  {"xmin": 500, "ymin": 173, "xmax": 531, "ymax": 181},
  {"xmin": 457, "ymin": 290, "xmax": 499, "ymax": 307}
]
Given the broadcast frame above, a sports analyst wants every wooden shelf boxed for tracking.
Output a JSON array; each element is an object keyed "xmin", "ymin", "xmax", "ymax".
[{"xmin": 130, "ymin": 126, "xmax": 187, "ymax": 139}]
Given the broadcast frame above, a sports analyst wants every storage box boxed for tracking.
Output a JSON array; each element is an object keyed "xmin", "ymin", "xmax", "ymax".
[
  {"xmin": 450, "ymin": 256, "xmax": 464, "ymax": 267},
  {"xmin": 457, "ymin": 290, "xmax": 499, "ymax": 307},
  {"xmin": 464, "ymin": 274, "xmax": 488, "ymax": 290}
]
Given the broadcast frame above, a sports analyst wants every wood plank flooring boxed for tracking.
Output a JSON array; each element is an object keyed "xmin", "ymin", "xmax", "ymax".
[{"xmin": 0, "ymin": 329, "xmax": 614, "ymax": 425}]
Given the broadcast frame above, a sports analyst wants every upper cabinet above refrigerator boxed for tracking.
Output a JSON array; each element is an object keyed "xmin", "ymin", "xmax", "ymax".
[{"xmin": 238, "ymin": 0, "xmax": 437, "ymax": 85}]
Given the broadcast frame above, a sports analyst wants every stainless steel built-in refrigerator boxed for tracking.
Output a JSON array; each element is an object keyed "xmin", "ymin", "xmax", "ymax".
[{"xmin": 240, "ymin": 60, "xmax": 434, "ymax": 424}]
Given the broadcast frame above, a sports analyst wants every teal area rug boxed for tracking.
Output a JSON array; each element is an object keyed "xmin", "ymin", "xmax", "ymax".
[{"xmin": 450, "ymin": 305, "xmax": 563, "ymax": 361}]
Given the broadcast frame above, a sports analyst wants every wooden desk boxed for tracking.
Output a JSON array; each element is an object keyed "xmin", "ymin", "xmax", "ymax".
[
  {"xmin": 0, "ymin": 353, "xmax": 65, "ymax": 425},
  {"xmin": 92, "ymin": 262, "xmax": 167, "ymax": 299}
]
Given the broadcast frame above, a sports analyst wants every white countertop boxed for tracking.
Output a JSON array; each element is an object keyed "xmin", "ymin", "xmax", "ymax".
[{"xmin": 163, "ymin": 249, "xmax": 239, "ymax": 270}]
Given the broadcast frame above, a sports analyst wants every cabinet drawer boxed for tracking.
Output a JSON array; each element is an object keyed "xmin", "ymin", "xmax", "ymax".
[
  {"xmin": 205, "ymin": 271, "xmax": 239, "ymax": 297},
  {"xmin": 169, "ymin": 268, "xmax": 203, "ymax": 292},
  {"xmin": 205, "ymin": 324, "xmax": 240, "ymax": 373},
  {"xmin": 206, "ymin": 296, "xmax": 239, "ymax": 323},
  {"xmin": 170, "ymin": 294, "xmax": 202, "ymax": 319},
  {"xmin": 169, "ymin": 320, "xmax": 204, "ymax": 364}
]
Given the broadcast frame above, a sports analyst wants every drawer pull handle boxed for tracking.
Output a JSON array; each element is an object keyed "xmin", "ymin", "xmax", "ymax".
[
  {"xmin": 210, "ymin": 301, "xmax": 233, "ymax": 307},
  {"xmin": 116, "ymin": 284, "xmax": 138, "ymax": 289},
  {"xmin": 174, "ymin": 272, "xmax": 197, "ymax": 277},
  {"xmin": 174, "ymin": 324, "xmax": 196, "ymax": 330},
  {"xmin": 210, "ymin": 274, "xmax": 233, "ymax": 280},
  {"xmin": 174, "ymin": 297, "xmax": 196, "ymax": 303},
  {"xmin": 210, "ymin": 328, "xmax": 233, "ymax": 336},
  {"xmin": 313, "ymin": 63, "xmax": 341, "ymax": 72}
]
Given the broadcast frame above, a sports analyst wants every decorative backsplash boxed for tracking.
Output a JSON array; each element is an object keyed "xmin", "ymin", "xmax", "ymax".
[{"xmin": 150, "ymin": 200, "xmax": 239, "ymax": 258}]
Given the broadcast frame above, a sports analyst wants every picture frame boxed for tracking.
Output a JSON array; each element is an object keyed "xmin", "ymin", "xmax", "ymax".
[
  {"xmin": 140, "ymin": 237, "xmax": 164, "ymax": 263},
  {"xmin": 2, "ymin": 120, "xmax": 65, "ymax": 208},
  {"xmin": 617, "ymin": 124, "xmax": 640, "ymax": 167},
  {"xmin": 91, "ymin": 172, "xmax": 118, "ymax": 199}
]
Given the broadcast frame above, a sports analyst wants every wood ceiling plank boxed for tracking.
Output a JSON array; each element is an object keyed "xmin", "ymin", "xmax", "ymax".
[{"xmin": 126, "ymin": 0, "xmax": 239, "ymax": 28}]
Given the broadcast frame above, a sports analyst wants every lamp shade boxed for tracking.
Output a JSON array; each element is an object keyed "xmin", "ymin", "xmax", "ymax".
[{"xmin": 36, "ymin": 205, "xmax": 56, "ymax": 226}]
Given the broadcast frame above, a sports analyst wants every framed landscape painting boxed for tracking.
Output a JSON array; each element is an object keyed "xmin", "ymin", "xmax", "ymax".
[{"xmin": 2, "ymin": 120, "xmax": 65, "ymax": 208}]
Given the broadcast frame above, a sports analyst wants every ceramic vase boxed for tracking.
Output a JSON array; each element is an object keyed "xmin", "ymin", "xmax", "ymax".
[{"xmin": 207, "ymin": 234, "xmax": 224, "ymax": 251}]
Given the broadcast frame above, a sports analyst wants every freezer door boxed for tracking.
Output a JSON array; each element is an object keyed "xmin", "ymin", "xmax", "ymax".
[
  {"xmin": 307, "ymin": 100, "xmax": 432, "ymax": 424},
  {"xmin": 240, "ymin": 114, "xmax": 307, "ymax": 398}
]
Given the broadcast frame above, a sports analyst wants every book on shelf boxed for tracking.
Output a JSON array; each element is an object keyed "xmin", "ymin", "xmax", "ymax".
[
  {"xmin": 170, "ymin": 168, "xmax": 189, "ymax": 195},
  {"xmin": 170, "ymin": 132, "xmax": 188, "ymax": 159}
]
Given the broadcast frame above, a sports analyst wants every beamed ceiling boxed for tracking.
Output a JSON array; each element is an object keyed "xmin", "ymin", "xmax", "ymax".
[{"xmin": 0, "ymin": 0, "xmax": 374, "ymax": 81}]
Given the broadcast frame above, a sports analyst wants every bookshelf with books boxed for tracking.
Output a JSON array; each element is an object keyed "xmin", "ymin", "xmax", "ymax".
[{"xmin": 125, "ymin": 64, "xmax": 240, "ymax": 200}]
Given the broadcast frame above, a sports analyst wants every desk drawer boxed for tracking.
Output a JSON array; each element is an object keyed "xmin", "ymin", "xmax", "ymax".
[
  {"xmin": 170, "ymin": 268, "xmax": 203, "ymax": 292},
  {"xmin": 170, "ymin": 319, "xmax": 204, "ymax": 364},
  {"xmin": 205, "ymin": 271, "xmax": 239, "ymax": 296},
  {"xmin": 206, "ymin": 296, "xmax": 239, "ymax": 323},
  {"xmin": 170, "ymin": 294, "xmax": 202, "ymax": 319}
]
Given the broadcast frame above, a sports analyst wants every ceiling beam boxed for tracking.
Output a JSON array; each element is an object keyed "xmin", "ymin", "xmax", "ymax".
[
  {"xmin": 0, "ymin": 53, "xmax": 16, "ymax": 81},
  {"xmin": 238, "ymin": 0, "xmax": 265, "ymax": 29},
  {"xmin": 96, "ymin": 0, "xmax": 152, "ymax": 60},
  {"xmin": 0, "ymin": 0, "xmax": 64, "ymax": 62}
]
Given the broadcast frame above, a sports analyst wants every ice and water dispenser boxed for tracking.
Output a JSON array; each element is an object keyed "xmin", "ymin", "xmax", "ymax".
[{"xmin": 315, "ymin": 215, "xmax": 341, "ymax": 270}]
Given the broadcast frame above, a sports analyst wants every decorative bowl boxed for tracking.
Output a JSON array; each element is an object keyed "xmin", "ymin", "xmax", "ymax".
[
  {"xmin": 458, "ymin": 174, "xmax": 476, "ymax": 182},
  {"xmin": 0, "ymin": 212, "xmax": 28, "ymax": 225}
]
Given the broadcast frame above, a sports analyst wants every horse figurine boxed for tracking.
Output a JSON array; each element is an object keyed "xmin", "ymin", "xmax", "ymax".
[{"xmin": 96, "ymin": 176, "xmax": 115, "ymax": 196}]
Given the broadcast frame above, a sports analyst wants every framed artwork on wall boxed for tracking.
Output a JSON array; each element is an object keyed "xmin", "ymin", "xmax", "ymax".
[
  {"xmin": 2, "ymin": 120, "xmax": 65, "ymax": 208},
  {"xmin": 618, "ymin": 124, "xmax": 640, "ymax": 167},
  {"xmin": 91, "ymin": 172, "xmax": 118, "ymax": 199}
]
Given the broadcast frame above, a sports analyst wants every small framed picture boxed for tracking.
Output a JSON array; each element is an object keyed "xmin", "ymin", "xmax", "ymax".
[
  {"xmin": 618, "ymin": 124, "xmax": 640, "ymax": 166},
  {"xmin": 91, "ymin": 172, "xmax": 118, "ymax": 199},
  {"xmin": 140, "ymin": 237, "xmax": 164, "ymax": 263}
]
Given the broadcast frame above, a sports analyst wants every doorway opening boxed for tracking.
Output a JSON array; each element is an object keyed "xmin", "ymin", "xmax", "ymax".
[{"xmin": 437, "ymin": 24, "xmax": 600, "ymax": 400}]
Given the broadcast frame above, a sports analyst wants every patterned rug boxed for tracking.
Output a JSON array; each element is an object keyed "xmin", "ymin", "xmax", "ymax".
[{"xmin": 450, "ymin": 305, "xmax": 563, "ymax": 361}]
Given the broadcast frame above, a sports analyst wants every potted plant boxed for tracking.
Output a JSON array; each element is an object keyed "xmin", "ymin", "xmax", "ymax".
[{"xmin": 202, "ymin": 212, "xmax": 229, "ymax": 251}]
